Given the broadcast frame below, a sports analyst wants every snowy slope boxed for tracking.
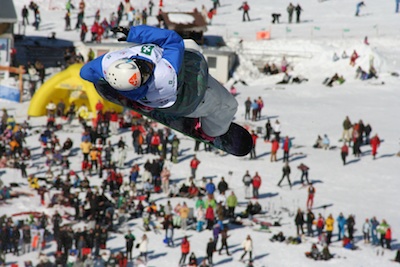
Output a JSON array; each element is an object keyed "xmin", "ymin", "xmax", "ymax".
[{"xmin": 1, "ymin": 0, "xmax": 400, "ymax": 266}]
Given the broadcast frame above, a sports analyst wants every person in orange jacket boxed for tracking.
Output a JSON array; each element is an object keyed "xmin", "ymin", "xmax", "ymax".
[
  {"xmin": 270, "ymin": 138, "xmax": 279, "ymax": 162},
  {"xmin": 179, "ymin": 236, "xmax": 190, "ymax": 266}
]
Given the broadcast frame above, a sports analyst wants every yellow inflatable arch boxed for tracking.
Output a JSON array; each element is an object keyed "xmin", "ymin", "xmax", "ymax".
[{"xmin": 28, "ymin": 63, "xmax": 123, "ymax": 117}]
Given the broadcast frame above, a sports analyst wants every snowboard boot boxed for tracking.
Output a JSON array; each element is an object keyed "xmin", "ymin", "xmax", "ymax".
[{"xmin": 194, "ymin": 119, "xmax": 215, "ymax": 142}]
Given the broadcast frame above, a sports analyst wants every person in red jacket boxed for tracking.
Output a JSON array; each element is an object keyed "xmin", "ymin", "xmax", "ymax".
[
  {"xmin": 205, "ymin": 205, "xmax": 215, "ymax": 230},
  {"xmin": 90, "ymin": 21, "xmax": 99, "ymax": 41},
  {"xmin": 190, "ymin": 155, "xmax": 201, "ymax": 178},
  {"xmin": 239, "ymin": 1, "xmax": 250, "ymax": 22},
  {"xmin": 179, "ymin": 236, "xmax": 190, "ymax": 265},
  {"xmin": 270, "ymin": 138, "xmax": 279, "ymax": 162},
  {"xmin": 385, "ymin": 227, "xmax": 392, "ymax": 249},
  {"xmin": 370, "ymin": 134, "xmax": 381, "ymax": 159},
  {"xmin": 150, "ymin": 132, "xmax": 161, "ymax": 155},
  {"xmin": 341, "ymin": 142, "xmax": 349, "ymax": 165},
  {"xmin": 282, "ymin": 136, "xmax": 292, "ymax": 162},
  {"xmin": 252, "ymin": 172, "xmax": 261, "ymax": 199},
  {"xmin": 110, "ymin": 109, "xmax": 119, "ymax": 135},
  {"xmin": 250, "ymin": 130, "xmax": 258, "ymax": 159}
]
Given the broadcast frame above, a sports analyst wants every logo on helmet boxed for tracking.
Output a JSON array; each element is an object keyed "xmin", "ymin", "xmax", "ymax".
[{"xmin": 129, "ymin": 73, "xmax": 139, "ymax": 87}]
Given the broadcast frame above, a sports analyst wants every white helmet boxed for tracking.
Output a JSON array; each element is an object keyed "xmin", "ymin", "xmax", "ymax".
[{"xmin": 105, "ymin": 58, "xmax": 143, "ymax": 91}]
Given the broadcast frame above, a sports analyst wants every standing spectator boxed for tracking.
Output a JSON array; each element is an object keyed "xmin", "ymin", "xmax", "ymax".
[
  {"xmin": 370, "ymin": 216, "xmax": 380, "ymax": 245},
  {"xmin": 206, "ymin": 238, "xmax": 215, "ymax": 266},
  {"xmin": 282, "ymin": 136, "xmax": 292, "ymax": 162},
  {"xmin": 65, "ymin": 11, "xmax": 71, "ymax": 31},
  {"xmin": 256, "ymin": 96, "xmax": 263, "ymax": 120},
  {"xmin": 34, "ymin": 10, "xmax": 41, "ymax": 30},
  {"xmin": 295, "ymin": 4, "xmax": 302, "ymax": 23},
  {"xmin": 264, "ymin": 119, "xmax": 272, "ymax": 141},
  {"xmin": 226, "ymin": 191, "xmax": 237, "ymax": 218},
  {"xmin": 217, "ymin": 177, "xmax": 228, "ymax": 194},
  {"xmin": 125, "ymin": 230, "xmax": 135, "ymax": 261},
  {"xmin": 377, "ymin": 219, "xmax": 390, "ymax": 248},
  {"xmin": 76, "ymin": 10, "xmax": 84, "ymax": 29},
  {"xmin": 355, "ymin": 1, "xmax": 365, "ymax": 16},
  {"xmin": 347, "ymin": 215, "xmax": 356, "ymax": 240},
  {"xmin": 336, "ymin": 212, "xmax": 346, "ymax": 241},
  {"xmin": 385, "ymin": 227, "xmax": 392, "ymax": 249},
  {"xmin": 396, "ymin": 0, "xmax": 400, "ymax": 13},
  {"xmin": 362, "ymin": 218, "xmax": 371, "ymax": 244},
  {"xmin": 295, "ymin": 208, "xmax": 305, "ymax": 236},
  {"xmin": 342, "ymin": 116, "xmax": 352, "ymax": 142},
  {"xmin": 190, "ymin": 155, "xmax": 201, "ymax": 178},
  {"xmin": 269, "ymin": 139, "xmax": 279, "ymax": 164},
  {"xmin": 325, "ymin": 214, "xmax": 334, "ymax": 245},
  {"xmin": 244, "ymin": 97, "xmax": 252, "ymax": 120},
  {"xmin": 370, "ymin": 134, "xmax": 381, "ymax": 159},
  {"xmin": 240, "ymin": 235, "xmax": 253, "ymax": 262},
  {"xmin": 306, "ymin": 209, "xmax": 315, "ymax": 237},
  {"xmin": 161, "ymin": 167, "xmax": 171, "ymax": 194},
  {"xmin": 243, "ymin": 170, "xmax": 253, "ymax": 199},
  {"xmin": 364, "ymin": 123, "xmax": 372, "ymax": 144},
  {"xmin": 273, "ymin": 120, "xmax": 281, "ymax": 141},
  {"xmin": 306, "ymin": 183, "xmax": 315, "ymax": 209},
  {"xmin": 278, "ymin": 162, "xmax": 292, "ymax": 189},
  {"xmin": 239, "ymin": 1, "xmax": 250, "ymax": 21},
  {"xmin": 287, "ymin": 3, "xmax": 295, "ymax": 23},
  {"xmin": 205, "ymin": 179, "xmax": 216, "ymax": 196},
  {"xmin": 316, "ymin": 214, "xmax": 325, "ymax": 242},
  {"xmin": 179, "ymin": 202, "xmax": 190, "ymax": 231},
  {"xmin": 297, "ymin": 163, "xmax": 310, "ymax": 185},
  {"xmin": 250, "ymin": 130, "xmax": 258, "ymax": 159},
  {"xmin": 87, "ymin": 48, "xmax": 95, "ymax": 62},
  {"xmin": 350, "ymin": 50, "xmax": 359, "ymax": 66},
  {"xmin": 179, "ymin": 236, "xmax": 190, "ymax": 266},
  {"xmin": 251, "ymin": 100, "xmax": 258, "ymax": 121},
  {"xmin": 252, "ymin": 172, "xmax": 261, "ymax": 199},
  {"xmin": 22, "ymin": 225, "xmax": 31, "ymax": 254},
  {"xmin": 148, "ymin": 0, "xmax": 154, "ymax": 16},
  {"xmin": 138, "ymin": 234, "xmax": 149, "ymax": 262},
  {"xmin": 219, "ymin": 228, "xmax": 231, "ymax": 255},
  {"xmin": 341, "ymin": 142, "xmax": 349, "ymax": 165},
  {"xmin": 109, "ymin": 109, "xmax": 119, "ymax": 135},
  {"xmin": 205, "ymin": 205, "xmax": 215, "ymax": 230},
  {"xmin": 80, "ymin": 22, "xmax": 88, "ymax": 42},
  {"xmin": 22, "ymin": 5, "xmax": 29, "ymax": 26}
]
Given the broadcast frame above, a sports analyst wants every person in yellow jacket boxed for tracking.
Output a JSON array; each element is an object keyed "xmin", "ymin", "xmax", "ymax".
[
  {"xmin": 80, "ymin": 140, "xmax": 92, "ymax": 161},
  {"xmin": 89, "ymin": 147, "xmax": 99, "ymax": 174},
  {"xmin": 325, "ymin": 214, "xmax": 335, "ymax": 245},
  {"xmin": 28, "ymin": 174, "xmax": 40, "ymax": 189},
  {"xmin": 180, "ymin": 202, "xmax": 190, "ymax": 231}
]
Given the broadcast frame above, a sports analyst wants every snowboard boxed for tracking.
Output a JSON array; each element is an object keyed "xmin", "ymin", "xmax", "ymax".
[{"xmin": 96, "ymin": 83, "xmax": 253, "ymax": 156}]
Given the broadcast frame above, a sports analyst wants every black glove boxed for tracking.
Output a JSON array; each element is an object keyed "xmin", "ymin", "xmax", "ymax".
[{"xmin": 111, "ymin": 26, "xmax": 130, "ymax": 42}]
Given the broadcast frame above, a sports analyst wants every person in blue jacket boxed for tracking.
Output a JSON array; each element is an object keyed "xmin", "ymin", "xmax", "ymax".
[
  {"xmin": 205, "ymin": 179, "xmax": 216, "ymax": 195},
  {"xmin": 80, "ymin": 25, "xmax": 238, "ymax": 139},
  {"xmin": 336, "ymin": 212, "xmax": 347, "ymax": 241},
  {"xmin": 355, "ymin": 1, "xmax": 365, "ymax": 16}
]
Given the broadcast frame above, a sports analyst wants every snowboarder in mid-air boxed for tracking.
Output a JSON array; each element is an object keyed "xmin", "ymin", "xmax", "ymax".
[{"xmin": 80, "ymin": 25, "xmax": 238, "ymax": 141}]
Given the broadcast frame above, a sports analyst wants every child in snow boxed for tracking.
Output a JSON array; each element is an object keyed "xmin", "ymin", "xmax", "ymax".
[{"xmin": 80, "ymin": 25, "xmax": 238, "ymax": 140}]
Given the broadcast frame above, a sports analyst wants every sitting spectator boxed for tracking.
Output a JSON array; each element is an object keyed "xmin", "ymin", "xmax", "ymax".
[
  {"xmin": 313, "ymin": 135, "xmax": 323, "ymax": 149},
  {"xmin": 321, "ymin": 245, "xmax": 333, "ymax": 260},
  {"xmin": 369, "ymin": 65, "xmax": 378, "ymax": 79},
  {"xmin": 333, "ymin": 52, "xmax": 340, "ymax": 62},
  {"xmin": 270, "ymin": 63, "xmax": 279, "ymax": 75},
  {"xmin": 188, "ymin": 182, "xmax": 200, "ymax": 198},
  {"xmin": 343, "ymin": 236, "xmax": 358, "ymax": 250},
  {"xmin": 263, "ymin": 63, "xmax": 271, "ymax": 75},
  {"xmin": 355, "ymin": 66, "xmax": 369, "ymax": 80},
  {"xmin": 292, "ymin": 75, "xmax": 309, "ymax": 84},
  {"xmin": 270, "ymin": 231, "xmax": 286, "ymax": 242},
  {"xmin": 322, "ymin": 134, "xmax": 330, "ymax": 150},
  {"xmin": 305, "ymin": 243, "xmax": 320, "ymax": 260},
  {"xmin": 277, "ymin": 71, "xmax": 291, "ymax": 84},
  {"xmin": 179, "ymin": 183, "xmax": 190, "ymax": 198},
  {"xmin": 286, "ymin": 236, "xmax": 302, "ymax": 245},
  {"xmin": 63, "ymin": 138, "xmax": 73, "ymax": 151}
]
